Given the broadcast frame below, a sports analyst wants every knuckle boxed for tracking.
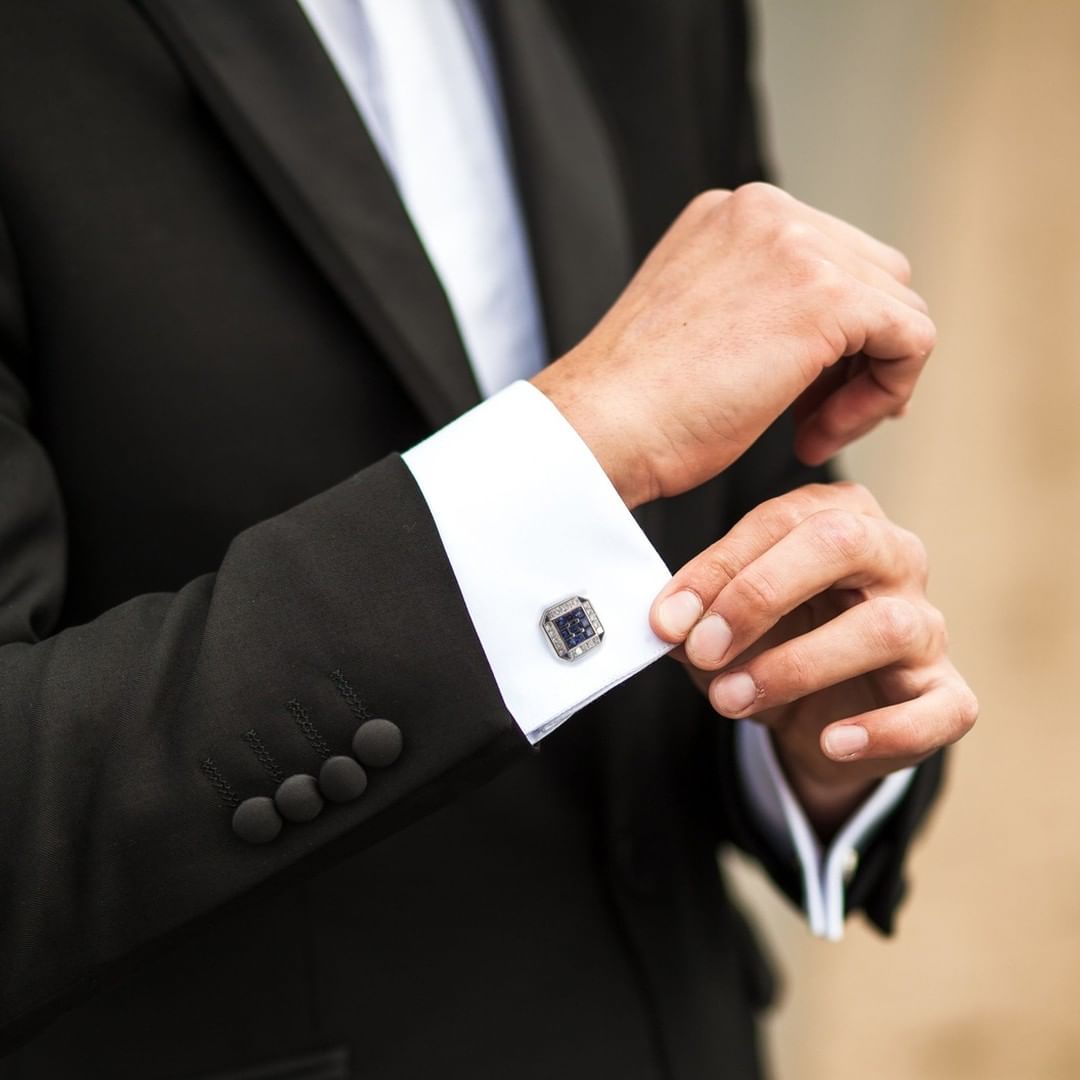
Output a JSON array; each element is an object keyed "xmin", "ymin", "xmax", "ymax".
[
  {"xmin": 734, "ymin": 180, "xmax": 781, "ymax": 210},
  {"xmin": 832, "ymin": 480, "xmax": 879, "ymax": 513},
  {"xmin": 688, "ymin": 187, "xmax": 731, "ymax": 218},
  {"xmin": 775, "ymin": 499, "xmax": 808, "ymax": 534},
  {"xmin": 702, "ymin": 545, "xmax": 743, "ymax": 590},
  {"xmin": 805, "ymin": 251, "xmax": 839, "ymax": 286},
  {"xmin": 879, "ymin": 297, "xmax": 905, "ymax": 333},
  {"xmin": 778, "ymin": 231, "xmax": 830, "ymax": 290},
  {"xmin": 870, "ymin": 595, "xmax": 921, "ymax": 652},
  {"xmin": 732, "ymin": 567, "xmax": 781, "ymax": 616},
  {"xmin": 889, "ymin": 246, "xmax": 913, "ymax": 284},
  {"xmin": 900, "ymin": 527, "xmax": 930, "ymax": 577},
  {"xmin": 772, "ymin": 643, "xmax": 811, "ymax": 691},
  {"xmin": 914, "ymin": 314, "xmax": 938, "ymax": 359},
  {"xmin": 811, "ymin": 259, "xmax": 852, "ymax": 304},
  {"xmin": 925, "ymin": 605, "xmax": 950, "ymax": 651},
  {"xmin": 950, "ymin": 683, "xmax": 979, "ymax": 738},
  {"xmin": 796, "ymin": 483, "xmax": 851, "ymax": 519},
  {"xmin": 730, "ymin": 183, "xmax": 787, "ymax": 234},
  {"xmin": 811, "ymin": 508, "xmax": 871, "ymax": 562},
  {"xmin": 759, "ymin": 493, "xmax": 809, "ymax": 539},
  {"xmin": 777, "ymin": 219, "xmax": 815, "ymax": 255}
]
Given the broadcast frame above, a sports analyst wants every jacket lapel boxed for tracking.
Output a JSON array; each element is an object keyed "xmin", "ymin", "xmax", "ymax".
[
  {"xmin": 134, "ymin": 0, "xmax": 481, "ymax": 429},
  {"xmin": 482, "ymin": 0, "xmax": 634, "ymax": 358}
]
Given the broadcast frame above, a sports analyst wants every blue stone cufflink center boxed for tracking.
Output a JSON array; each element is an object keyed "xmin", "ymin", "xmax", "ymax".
[{"xmin": 541, "ymin": 596, "xmax": 604, "ymax": 661}]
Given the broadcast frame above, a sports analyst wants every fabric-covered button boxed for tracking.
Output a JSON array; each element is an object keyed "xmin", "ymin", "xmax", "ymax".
[
  {"xmin": 319, "ymin": 755, "xmax": 368, "ymax": 803},
  {"xmin": 351, "ymin": 719, "xmax": 403, "ymax": 768},
  {"xmin": 275, "ymin": 773, "xmax": 324, "ymax": 823},
  {"xmin": 232, "ymin": 796, "xmax": 283, "ymax": 844}
]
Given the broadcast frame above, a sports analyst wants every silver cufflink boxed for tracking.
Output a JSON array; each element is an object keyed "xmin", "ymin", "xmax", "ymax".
[{"xmin": 540, "ymin": 596, "xmax": 604, "ymax": 661}]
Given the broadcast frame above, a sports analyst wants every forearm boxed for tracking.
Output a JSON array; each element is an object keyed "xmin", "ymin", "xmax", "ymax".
[{"xmin": 0, "ymin": 454, "xmax": 525, "ymax": 1048}]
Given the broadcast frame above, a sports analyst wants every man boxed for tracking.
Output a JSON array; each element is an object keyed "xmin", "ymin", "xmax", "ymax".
[{"xmin": 0, "ymin": 1, "xmax": 974, "ymax": 1077}]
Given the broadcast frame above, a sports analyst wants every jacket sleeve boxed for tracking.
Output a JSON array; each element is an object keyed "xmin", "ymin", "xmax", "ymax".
[{"xmin": 0, "ymin": 266, "xmax": 529, "ymax": 1047}]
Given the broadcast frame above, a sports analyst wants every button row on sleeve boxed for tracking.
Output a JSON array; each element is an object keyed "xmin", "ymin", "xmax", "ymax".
[{"xmin": 232, "ymin": 718, "xmax": 403, "ymax": 843}]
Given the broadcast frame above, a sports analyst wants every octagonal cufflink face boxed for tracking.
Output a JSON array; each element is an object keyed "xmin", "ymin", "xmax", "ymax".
[{"xmin": 540, "ymin": 596, "xmax": 604, "ymax": 662}]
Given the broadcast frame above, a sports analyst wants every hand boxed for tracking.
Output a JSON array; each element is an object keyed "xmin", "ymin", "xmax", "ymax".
[
  {"xmin": 649, "ymin": 482, "xmax": 977, "ymax": 833},
  {"xmin": 532, "ymin": 183, "xmax": 935, "ymax": 510}
]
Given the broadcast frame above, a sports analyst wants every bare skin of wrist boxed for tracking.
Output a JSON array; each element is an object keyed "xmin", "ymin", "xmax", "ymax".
[
  {"xmin": 531, "ymin": 362, "xmax": 652, "ymax": 509},
  {"xmin": 772, "ymin": 744, "xmax": 875, "ymax": 840}
]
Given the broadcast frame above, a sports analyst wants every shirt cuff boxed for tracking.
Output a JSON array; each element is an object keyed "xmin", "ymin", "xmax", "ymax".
[
  {"xmin": 402, "ymin": 380, "xmax": 674, "ymax": 742},
  {"xmin": 735, "ymin": 719, "xmax": 916, "ymax": 940}
]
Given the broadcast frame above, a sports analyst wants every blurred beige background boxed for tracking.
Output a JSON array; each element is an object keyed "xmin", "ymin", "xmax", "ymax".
[{"xmin": 726, "ymin": 1, "xmax": 1080, "ymax": 1077}]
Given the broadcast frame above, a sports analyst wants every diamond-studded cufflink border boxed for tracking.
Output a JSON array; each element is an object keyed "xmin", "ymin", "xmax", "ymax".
[{"xmin": 541, "ymin": 595, "xmax": 604, "ymax": 662}]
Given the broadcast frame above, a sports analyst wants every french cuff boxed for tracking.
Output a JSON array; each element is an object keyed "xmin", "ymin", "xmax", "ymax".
[
  {"xmin": 402, "ymin": 380, "xmax": 674, "ymax": 742},
  {"xmin": 735, "ymin": 719, "xmax": 916, "ymax": 941}
]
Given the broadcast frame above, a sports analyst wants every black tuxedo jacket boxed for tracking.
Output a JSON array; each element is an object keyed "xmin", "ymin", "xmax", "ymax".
[{"xmin": 0, "ymin": 2, "xmax": 944, "ymax": 1077}]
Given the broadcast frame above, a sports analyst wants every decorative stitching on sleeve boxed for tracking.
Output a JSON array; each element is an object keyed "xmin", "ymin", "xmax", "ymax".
[
  {"xmin": 241, "ymin": 728, "xmax": 286, "ymax": 785},
  {"xmin": 287, "ymin": 698, "xmax": 332, "ymax": 760},
  {"xmin": 329, "ymin": 668, "xmax": 373, "ymax": 723},
  {"xmin": 199, "ymin": 758, "xmax": 241, "ymax": 807}
]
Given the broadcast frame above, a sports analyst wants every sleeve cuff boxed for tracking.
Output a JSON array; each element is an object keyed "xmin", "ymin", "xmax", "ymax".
[
  {"xmin": 402, "ymin": 381, "xmax": 674, "ymax": 742},
  {"xmin": 735, "ymin": 719, "xmax": 916, "ymax": 940}
]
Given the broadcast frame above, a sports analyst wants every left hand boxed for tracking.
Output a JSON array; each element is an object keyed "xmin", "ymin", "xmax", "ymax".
[{"xmin": 650, "ymin": 482, "xmax": 978, "ymax": 833}]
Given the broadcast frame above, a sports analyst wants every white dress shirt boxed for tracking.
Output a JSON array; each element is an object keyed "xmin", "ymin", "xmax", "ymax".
[{"xmin": 297, "ymin": 0, "xmax": 914, "ymax": 940}]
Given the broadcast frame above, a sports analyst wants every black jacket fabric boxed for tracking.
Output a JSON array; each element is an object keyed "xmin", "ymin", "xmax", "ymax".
[{"xmin": 0, "ymin": 2, "xmax": 944, "ymax": 1077}]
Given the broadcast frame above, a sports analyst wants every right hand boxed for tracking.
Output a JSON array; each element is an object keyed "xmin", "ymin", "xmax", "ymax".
[{"xmin": 531, "ymin": 183, "xmax": 935, "ymax": 509}]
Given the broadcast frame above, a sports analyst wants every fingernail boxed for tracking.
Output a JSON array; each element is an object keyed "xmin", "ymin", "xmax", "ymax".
[
  {"xmin": 711, "ymin": 672, "xmax": 758, "ymax": 715},
  {"xmin": 823, "ymin": 725, "xmax": 869, "ymax": 760},
  {"xmin": 686, "ymin": 614, "xmax": 733, "ymax": 666},
  {"xmin": 656, "ymin": 590, "xmax": 702, "ymax": 639}
]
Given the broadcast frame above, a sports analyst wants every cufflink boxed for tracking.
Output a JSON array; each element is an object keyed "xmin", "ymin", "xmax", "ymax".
[{"xmin": 540, "ymin": 596, "xmax": 604, "ymax": 661}]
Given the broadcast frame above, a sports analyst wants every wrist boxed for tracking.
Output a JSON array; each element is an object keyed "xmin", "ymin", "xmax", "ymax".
[
  {"xmin": 530, "ymin": 362, "xmax": 654, "ymax": 510},
  {"xmin": 773, "ymin": 740, "xmax": 875, "ymax": 840}
]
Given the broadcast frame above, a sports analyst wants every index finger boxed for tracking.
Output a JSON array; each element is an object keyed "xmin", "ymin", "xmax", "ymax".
[{"xmin": 650, "ymin": 481, "xmax": 884, "ymax": 642}]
